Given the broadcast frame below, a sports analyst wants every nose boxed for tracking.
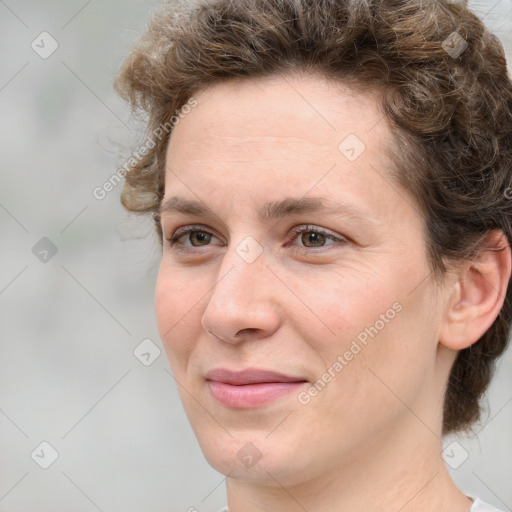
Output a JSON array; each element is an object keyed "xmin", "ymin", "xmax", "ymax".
[{"xmin": 200, "ymin": 240, "xmax": 282, "ymax": 344}]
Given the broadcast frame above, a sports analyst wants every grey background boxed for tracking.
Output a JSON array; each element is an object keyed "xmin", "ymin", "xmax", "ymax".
[{"xmin": 0, "ymin": 1, "xmax": 511, "ymax": 511}]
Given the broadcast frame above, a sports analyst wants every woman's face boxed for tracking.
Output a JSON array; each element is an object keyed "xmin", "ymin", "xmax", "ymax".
[{"xmin": 155, "ymin": 73, "xmax": 451, "ymax": 486}]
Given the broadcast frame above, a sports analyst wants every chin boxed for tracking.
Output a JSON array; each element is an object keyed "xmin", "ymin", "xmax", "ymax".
[{"xmin": 196, "ymin": 427, "xmax": 316, "ymax": 487}]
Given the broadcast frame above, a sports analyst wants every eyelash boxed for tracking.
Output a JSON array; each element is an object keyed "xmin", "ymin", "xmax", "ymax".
[{"xmin": 166, "ymin": 224, "xmax": 348, "ymax": 254}]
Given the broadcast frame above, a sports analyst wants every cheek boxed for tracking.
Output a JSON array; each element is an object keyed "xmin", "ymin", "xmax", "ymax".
[
  {"xmin": 313, "ymin": 269, "xmax": 438, "ymax": 416},
  {"xmin": 155, "ymin": 264, "xmax": 203, "ymax": 364},
  {"xmin": 292, "ymin": 259, "xmax": 434, "ymax": 385},
  {"xmin": 287, "ymin": 264, "xmax": 398, "ymax": 347}
]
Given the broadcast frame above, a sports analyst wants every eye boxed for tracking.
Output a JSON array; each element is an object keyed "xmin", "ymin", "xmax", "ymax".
[
  {"xmin": 165, "ymin": 224, "xmax": 347, "ymax": 254},
  {"xmin": 167, "ymin": 225, "xmax": 221, "ymax": 249},
  {"xmin": 286, "ymin": 225, "xmax": 348, "ymax": 253}
]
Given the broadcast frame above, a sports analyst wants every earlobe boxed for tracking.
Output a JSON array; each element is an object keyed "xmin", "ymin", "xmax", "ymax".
[{"xmin": 439, "ymin": 231, "xmax": 511, "ymax": 351}]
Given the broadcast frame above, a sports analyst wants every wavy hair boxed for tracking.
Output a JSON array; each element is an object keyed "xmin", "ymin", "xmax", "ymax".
[{"xmin": 114, "ymin": 0, "xmax": 512, "ymax": 435}]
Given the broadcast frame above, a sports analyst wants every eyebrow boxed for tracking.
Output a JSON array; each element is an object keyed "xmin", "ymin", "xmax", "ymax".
[{"xmin": 158, "ymin": 196, "xmax": 376, "ymax": 227}]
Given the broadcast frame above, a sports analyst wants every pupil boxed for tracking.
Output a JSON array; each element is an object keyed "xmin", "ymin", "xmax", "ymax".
[
  {"xmin": 193, "ymin": 232, "xmax": 210, "ymax": 245},
  {"xmin": 303, "ymin": 232, "xmax": 324, "ymax": 247}
]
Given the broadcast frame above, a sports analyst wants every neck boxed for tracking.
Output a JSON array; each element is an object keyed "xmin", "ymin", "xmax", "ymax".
[{"xmin": 225, "ymin": 416, "xmax": 473, "ymax": 512}]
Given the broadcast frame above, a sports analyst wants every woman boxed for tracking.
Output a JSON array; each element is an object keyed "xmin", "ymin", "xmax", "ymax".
[{"xmin": 114, "ymin": 0, "xmax": 512, "ymax": 510}]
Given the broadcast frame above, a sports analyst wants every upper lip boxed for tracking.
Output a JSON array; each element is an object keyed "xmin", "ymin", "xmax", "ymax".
[{"xmin": 205, "ymin": 368, "xmax": 308, "ymax": 385}]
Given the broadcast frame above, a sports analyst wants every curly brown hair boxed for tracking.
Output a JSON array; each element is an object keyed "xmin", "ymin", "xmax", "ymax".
[{"xmin": 114, "ymin": 0, "xmax": 512, "ymax": 435}]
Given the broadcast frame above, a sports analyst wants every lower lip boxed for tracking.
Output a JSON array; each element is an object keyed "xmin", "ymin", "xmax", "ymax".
[{"xmin": 207, "ymin": 381, "xmax": 308, "ymax": 408}]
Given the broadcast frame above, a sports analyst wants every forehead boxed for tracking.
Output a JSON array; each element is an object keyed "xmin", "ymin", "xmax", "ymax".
[
  {"xmin": 169, "ymin": 72, "xmax": 388, "ymax": 153},
  {"xmin": 163, "ymin": 72, "xmax": 408, "ymax": 219}
]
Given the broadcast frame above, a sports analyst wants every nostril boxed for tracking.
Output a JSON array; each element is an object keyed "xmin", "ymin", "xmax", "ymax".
[{"xmin": 236, "ymin": 328, "xmax": 258, "ymax": 336}]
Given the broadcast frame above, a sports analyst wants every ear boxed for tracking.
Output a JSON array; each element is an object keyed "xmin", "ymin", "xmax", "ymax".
[{"xmin": 439, "ymin": 230, "xmax": 511, "ymax": 350}]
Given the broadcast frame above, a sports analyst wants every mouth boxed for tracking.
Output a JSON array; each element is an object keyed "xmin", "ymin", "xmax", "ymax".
[{"xmin": 205, "ymin": 368, "xmax": 309, "ymax": 408}]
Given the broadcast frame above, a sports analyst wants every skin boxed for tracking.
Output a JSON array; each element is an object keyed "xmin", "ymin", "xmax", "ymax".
[{"xmin": 155, "ymin": 71, "xmax": 510, "ymax": 512}]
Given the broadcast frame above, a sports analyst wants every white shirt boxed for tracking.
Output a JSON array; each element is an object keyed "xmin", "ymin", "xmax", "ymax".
[
  {"xmin": 217, "ymin": 496, "xmax": 504, "ymax": 511},
  {"xmin": 470, "ymin": 496, "xmax": 505, "ymax": 511}
]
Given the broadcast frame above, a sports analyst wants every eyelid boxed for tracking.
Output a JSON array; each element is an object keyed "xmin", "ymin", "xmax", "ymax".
[
  {"xmin": 168, "ymin": 224, "xmax": 222, "ymax": 247},
  {"xmin": 288, "ymin": 224, "xmax": 346, "ymax": 242},
  {"xmin": 166, "ymin": 223, "xmax": 348, "ymax": 253}
]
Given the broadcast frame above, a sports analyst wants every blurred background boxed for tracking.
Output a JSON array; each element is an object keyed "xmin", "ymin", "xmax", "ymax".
[{"xmin": 0, "ymin": 1, "xmax": 511, "ymax": 511}]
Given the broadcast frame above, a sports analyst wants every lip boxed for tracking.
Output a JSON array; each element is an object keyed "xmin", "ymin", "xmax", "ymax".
[
  {"xmin": 205, "ymin": 368, "xmax": 307, "ymax": 385},
  {"xmin": 205, "ymin": 368, "xmax": 309, "ymax": 408}
]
